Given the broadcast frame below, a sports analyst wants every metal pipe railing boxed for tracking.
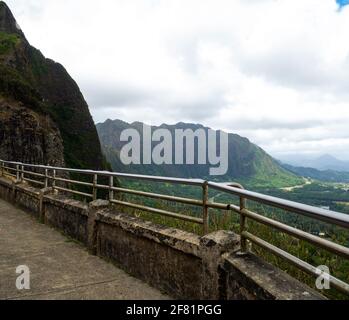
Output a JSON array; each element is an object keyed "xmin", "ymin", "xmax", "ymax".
[
  {"xmin": 110, "ymin": 186, "xmax": 204, "ymax": 206},
  {"xmin": 1, "ymin": 159, "xmax": 349, "ymax": 295},
  {"xmin": 243, "ymin": 232, "xmax": 349, "ymax": 294},
  {"xmin": 208, "ymin": 181, "xmax": 349, "ymax": 229},
  {"xmin": 0, "ymin": 160, "xmax": 205, "ymax": 185}
]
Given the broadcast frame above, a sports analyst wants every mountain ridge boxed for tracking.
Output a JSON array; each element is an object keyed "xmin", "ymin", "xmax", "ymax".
[
  {"xmin": 280, "ymin": 162, "xmax": 349, "ymax": 183},
  {"xmin": 97, "ymin": 118, "xmax": 303, "ymax": 188},
  {"xmin": 278, "ymin": 154, "xmax": 349, "ymax": 172}
]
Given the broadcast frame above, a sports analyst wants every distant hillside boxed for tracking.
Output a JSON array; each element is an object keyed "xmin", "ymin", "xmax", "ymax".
[
  {"xmin": 281, "ymin": 163, "xmax": 349, "ymax": 183},
  {"xmin": 97, "ymin": 119, "xmax": 302, "ymax": 188},
  {"xmin": 279, "ymin": 154, "xmax": 349, "ymax": 173},
  {"xmin": 0, "ymin": 1, "xmax": 107, "ymax": 170}
]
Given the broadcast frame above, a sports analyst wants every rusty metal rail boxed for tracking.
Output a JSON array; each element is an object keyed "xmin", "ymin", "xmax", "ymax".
[{"xmin": 1, "ymin": 159, "xmax": 349, "ymax": 295}]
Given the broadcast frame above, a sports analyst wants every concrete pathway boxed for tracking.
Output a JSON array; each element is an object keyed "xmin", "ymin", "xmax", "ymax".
[{"xmin": 0, "ymin": 199, "xmax": 169, "ymax": 300}]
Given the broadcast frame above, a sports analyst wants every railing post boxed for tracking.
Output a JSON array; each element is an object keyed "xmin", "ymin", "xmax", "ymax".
[
  {"xmin": 93, "ymin": 174, "xmax": 98, "ymax": 200},
  {"xmin": 240, "ymin": 196, "xmax": 247, "ymax": 253},
  {"xmin": 44, "ymin": 168, "xmax": 48, "ymax": 188},
  {"xmin": 16, "ymin": 164, "xmax": 20, "ymax": 181},
  {"xmin": 202, "ymin": 181, "xmax": 209, "ymax": 235},
  {"xmin": 109, "ymin": 175, "xmax": 114, "ymax": 202},
  {"xmin": 52, "ymin": 169, "xmax": 56, "ymax": 190},
  {"xmin": 21, "ymin": 165, "xmax": 24, "ymax": 182}
]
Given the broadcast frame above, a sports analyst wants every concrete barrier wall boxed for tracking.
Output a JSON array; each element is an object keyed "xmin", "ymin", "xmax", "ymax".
[
  {"xmin": 15, "ymin": 184, "xmax": 41, "ymax": 215},
  {"xmin": 97, "ymin": 211, "xmax": 204, "ymax": 299},
  {"xmin": 44, "ymin": 195, "xmax": 89, "ymax": 245},
  {"xmin": 220, "ymin": 252, "xmax": 321, "ymax": 300},
  {"xmin": 0, "ymin": 177, "xmax": 40, "ymax": 215},
  {"xmin": 0, "ymin": 176, "xmax": 324, "ymax": 300},
  {"xmin": 0, "ymin": 177, "xmax": 15, "ymax": 203}
]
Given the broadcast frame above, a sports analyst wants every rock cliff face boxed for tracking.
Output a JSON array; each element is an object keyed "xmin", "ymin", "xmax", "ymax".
[
  {"xmin": 0, "ymin": 1, "xmax": 106, "ymax": 169},
  {"xmin": 0, "ymin": 97, "xmax": 64, "ymax": 166}
]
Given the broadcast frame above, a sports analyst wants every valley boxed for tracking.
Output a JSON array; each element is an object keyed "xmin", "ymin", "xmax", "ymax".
[{"xmin": 97, "ymin": 118, "xmax": 349, "ymax": 221}]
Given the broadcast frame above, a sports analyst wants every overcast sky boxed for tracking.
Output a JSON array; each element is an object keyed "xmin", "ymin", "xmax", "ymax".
[{"xmin": 5, "ymin": 0, "xmax": 349, "ymax": 160}]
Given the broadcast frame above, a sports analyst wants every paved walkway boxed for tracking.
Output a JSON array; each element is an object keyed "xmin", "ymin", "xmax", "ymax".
[{"xmin": 0, "ymin": 199, "xmax": 169, "ymax": 300}]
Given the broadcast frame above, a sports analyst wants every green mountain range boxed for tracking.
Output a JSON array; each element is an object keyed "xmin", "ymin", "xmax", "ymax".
[{"xmin": 97, "ymin": 119, "xmax": 303, "ymax": 188}]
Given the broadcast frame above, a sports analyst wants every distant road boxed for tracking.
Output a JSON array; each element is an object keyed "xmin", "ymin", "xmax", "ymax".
[{"xmin": 280, "ymin": 178, "xmax": 312, "ymax": 192}]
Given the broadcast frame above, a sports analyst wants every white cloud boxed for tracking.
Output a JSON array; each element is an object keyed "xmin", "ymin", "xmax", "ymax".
[{"xmin": 5, "ymin": 0, "xmax": 349, "ymax": 159}]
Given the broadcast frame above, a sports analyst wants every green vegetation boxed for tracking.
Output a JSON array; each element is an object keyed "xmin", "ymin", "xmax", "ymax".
[
  {"xmin": 0, "ymin": 64, "xmax": 45, "ymax": 113},
  {"xmin": 28, "ymin": 48, "xmax": 49, "ymax": 77},
  {"xmin": 262, "ymin": 182, "xmax": 349, "ymax": 213},
  {"xmin": 0, "ymin": 31, "xmax": 20, "ymax": 55}
]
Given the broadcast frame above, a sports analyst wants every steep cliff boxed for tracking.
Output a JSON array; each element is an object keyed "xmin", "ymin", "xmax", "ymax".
[
  {"xmin": 0, "ymin": 97, "xmax": 64, "ymax": 166},
  {"xmin": 0, "ymin": 1, "xmax": 106, "ymax": 169}
]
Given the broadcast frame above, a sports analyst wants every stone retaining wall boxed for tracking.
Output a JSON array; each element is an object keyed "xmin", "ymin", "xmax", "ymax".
[{"xmin": 0, "ymin": 176, "xmax": 324, "ymax": 300}]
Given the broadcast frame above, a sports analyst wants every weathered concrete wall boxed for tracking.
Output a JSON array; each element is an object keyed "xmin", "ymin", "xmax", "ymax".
[
  {"xmin": 0, "ymin": 177, "xmax": 40, "ymax": 215},
  {"xmin": 15, "ymin": 184, "xmax": 41, "ymax": 215},
  {"xmin": 0, "ymin": 177, "xmax": 14, "ymax": 203},
  {"xmin": 0, "ymin": 176, "xmax": 324, "ymax": 300},
  {"xmin": 44, "ymin": 194, "xmax": 89, "ymax": 245},
  {"xmin": 97, "ymin": 212, "xmax": 203, "ymax": 299},
  {"xmin": 220, "ymin": 253, "xmax": 319, "ymax": 300}
]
